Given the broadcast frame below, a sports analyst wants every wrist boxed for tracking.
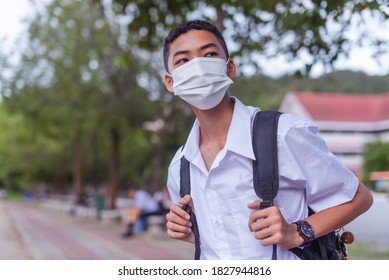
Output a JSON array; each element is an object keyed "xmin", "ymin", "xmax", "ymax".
[
  {"xmin": 293, "ymin": 220, "xmax": 315, "ymax": 247},
  {"xmin": 291, "ymin": 223, "xmax": 304, "ymax": 247}
]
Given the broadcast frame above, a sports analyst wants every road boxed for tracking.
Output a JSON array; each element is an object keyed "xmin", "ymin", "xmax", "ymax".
[
  {"xmin": 0, "ymin": 200, "xmax": 194, "ymax": 260},
  {"xmin": 0, "ymin": 193, "xmax": 388, "ymax": 260}
]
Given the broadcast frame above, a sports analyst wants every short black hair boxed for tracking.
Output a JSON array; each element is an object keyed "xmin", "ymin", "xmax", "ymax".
[{"xmin": 163, "ymin": 20, "xmax": 229, "ymax": 72}]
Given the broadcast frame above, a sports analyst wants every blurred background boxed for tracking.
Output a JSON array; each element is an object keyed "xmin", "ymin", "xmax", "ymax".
[{"xmin": 0, "ymin": 0, "xmax": 388, "ymax": 260}]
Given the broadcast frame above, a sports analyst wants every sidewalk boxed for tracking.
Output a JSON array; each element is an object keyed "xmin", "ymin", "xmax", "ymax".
[
  {"xmin": 0, "ymin": 201, "xmax": 33, "ymax": 259},
  {"xmin": 3, "ymin": 192, "xmax": 386, "ymax": 260},
  {"xmin": 0, "ymin": 200, "xmax": 194, "ymax": 260}
]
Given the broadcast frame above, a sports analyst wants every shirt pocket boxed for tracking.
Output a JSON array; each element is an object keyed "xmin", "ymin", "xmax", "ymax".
[
  {"xmin": 228, "ymin": 194, "xmax": 257, "ymax": 213},
  {"xmin": 221, "ymin": 193, "xmax": 258, "ymax": 234}
]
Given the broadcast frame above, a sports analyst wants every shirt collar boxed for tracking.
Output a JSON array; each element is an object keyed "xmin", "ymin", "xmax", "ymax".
[
  {"xmin": 224, "ymin": 97, "xmax": 256, "ymax": 160},
  {"xmin": 175, "ymin": 97, "xmax": 256, "ymax": 165}
]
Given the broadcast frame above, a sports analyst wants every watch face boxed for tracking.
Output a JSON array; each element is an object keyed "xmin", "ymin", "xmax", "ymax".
[{"xmin": 301, "ymin": 222, "xmax": 315, "ymax": 238}]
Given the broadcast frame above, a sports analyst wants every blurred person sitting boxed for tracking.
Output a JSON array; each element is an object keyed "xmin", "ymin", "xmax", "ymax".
[
  {"xmin": 153, "ymin": 186, "xmax": 171, "ymax": 216},
  {"xmin": 122, "ymin": 187, "xmax": 161, "ymax": 238}
]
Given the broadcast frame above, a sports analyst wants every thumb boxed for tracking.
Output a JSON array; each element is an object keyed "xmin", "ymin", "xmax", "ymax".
[
  {"xmin": 178, "ymin": 194, "xmax": 193, "ymax": 207},
  {"xmin": 247, "ymin": 199, "xmax": 261, "ymax": 210}
]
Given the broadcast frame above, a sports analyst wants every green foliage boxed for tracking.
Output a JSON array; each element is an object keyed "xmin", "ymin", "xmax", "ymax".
[
  {"xmin": 0, "ymin": 104, "xmax": 65, "ymax": 191},
  {"xmin": 1, "ymin": 0, "xmax": 389, "ymax": 199},
  {"xmin": 110, "ymin": 0, "xmax": 389, "ymax": 75},
  {"xmin": 231, "ymin": 70, "xmax": 389, "ymax": 110},
  {"xmin": 0, "ymin": 0, "xmax": 159, "ymax": 196},
  {"xmin": 363, "ymin": 142, "xmax": 389, "ymax": 179}
]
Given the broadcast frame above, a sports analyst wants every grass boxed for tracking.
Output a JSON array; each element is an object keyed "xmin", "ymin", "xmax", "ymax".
[
  {"xmin": 3, "ymin": 191, "xmax": 23, "ymax": 201},
  {"xmin": 347, "ymin": 242, "xmax": 389, "ymax": 260}
]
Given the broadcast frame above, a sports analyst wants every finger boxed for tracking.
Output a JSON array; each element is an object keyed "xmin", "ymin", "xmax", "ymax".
[
  {"xmin": 178, "ymin": 195, "xmax": 193, "ymax": 207},
  {"xmin": 166, "ymin": 228, "xmax": 191, "ymax": 240},
  {"xmin": 166, "ymin": 209, "xmax": 191, "ymax": 228},
  {"xmin": 248, "ymin": 208, "xmax": 270, "ymax": 231},
  {"xmin": 247, "ymin": 199, "xmax": 261, "ymax": 209},
  {"xmin": 250, "ymin": 215, "xmax": 271, "ymax": 232},
  {"xmin": 259, "ymin": 231, "xmax": 284, "ymax": 247},
  {"xmin": 251, "ymin": 204, "xmax": 282, "ymax": 222},
  {"xmin": 170, "ymin": 203, "xmax": 191, "ymax": 221},
  {"xmin": 166, "ymin": 207, "xmax": 193, "ymax": 241},
  {"xmin": 253, "ymin": 225, "xmax": 273, "ymax": 241},
  {"xmin": 166, "ymin": 220, "xmax": 192, "ymax": 234}
]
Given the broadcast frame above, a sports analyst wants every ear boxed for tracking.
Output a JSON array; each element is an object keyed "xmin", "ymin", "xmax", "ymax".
[
  {"xmin": 164, "ymin": 73, "xmax": 174, "ymax": 93},
  {"xmin": 226, "ymin": 58, "xmax": 236, "ymax": 79}
]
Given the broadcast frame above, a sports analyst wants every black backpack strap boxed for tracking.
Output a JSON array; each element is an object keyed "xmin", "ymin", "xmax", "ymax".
[
  {"xmin": 180, "ymin": 155, "xmax": 191, "ymax": 198},
  {"xmin": 252, "ymin": 110, "xmax": 283, "ymax": 260},
  {"xmin": 180, "ymin": 156, "xmax": 201, "ymax": 260},
  {"xmin": 252, "ymin": 110, "xmax": 282, "ymax": 207}
]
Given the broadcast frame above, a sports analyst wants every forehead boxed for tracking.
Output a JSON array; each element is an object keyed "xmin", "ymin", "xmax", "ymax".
[{"xmin": 168, "ymin": 30, "xmax": 225, "ymax": 58}]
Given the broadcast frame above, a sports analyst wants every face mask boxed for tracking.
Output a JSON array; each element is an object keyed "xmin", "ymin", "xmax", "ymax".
[{"xmin": 167, "ymin": 57, "xmax": 233, "ymax": 110}]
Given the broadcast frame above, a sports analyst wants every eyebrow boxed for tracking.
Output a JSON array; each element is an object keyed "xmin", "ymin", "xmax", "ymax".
[{"xmin": 172, "ymin": 43, "xmax": 220, "ymax": 60}]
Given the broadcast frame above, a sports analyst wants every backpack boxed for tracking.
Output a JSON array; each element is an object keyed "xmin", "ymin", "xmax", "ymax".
[{"xmin": 180, "ymin": 110, "xmax": 348, "ymax": 260}]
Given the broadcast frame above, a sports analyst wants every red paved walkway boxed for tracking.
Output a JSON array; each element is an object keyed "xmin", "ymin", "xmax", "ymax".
[{"xmin": 0, "ymin": 200, "xmax": 194, "ymax": 260}]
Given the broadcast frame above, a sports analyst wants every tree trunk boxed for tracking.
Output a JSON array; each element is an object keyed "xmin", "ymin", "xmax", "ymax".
[
  {"xmin": 108, "ymin": 127, "xmax": 120, "ymax": 209},
  {"xmin": 215, "ymin": 10, "xmax": 225, "ymax": 33},
  {"xmin": 148, "ymin": 131, "xmax": 166, "ymax": 194},
  {"xmin": 90, "ymin": 130, "xmax": 100, "ymax": 187},
  {"xmin": 148, "ymin": 111, "xmax": 174, "ymax": 193},
  {"xmin": 73, "ymin": 140, "xmax": 83, "ymax": 197}
]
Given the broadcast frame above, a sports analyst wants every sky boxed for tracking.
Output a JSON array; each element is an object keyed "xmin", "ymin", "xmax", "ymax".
[
  {"xmin": 0, "ymin": 1, "xmax": 33, "ymax": 50},
  {"xmin": 1, "ymin": 1, "xmax": 388, "ymax": 78}
]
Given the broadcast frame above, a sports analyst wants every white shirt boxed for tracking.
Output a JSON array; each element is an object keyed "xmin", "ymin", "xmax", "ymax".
[
  {"xmin": 167, "ymin": 97, "xmax": 359, "ymax": 260},
  {"xmin": 134, "ymin": 190, "xmax": 160, "ymax": 213}
]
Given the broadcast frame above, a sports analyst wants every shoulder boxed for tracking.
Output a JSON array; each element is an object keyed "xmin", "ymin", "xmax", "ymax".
[
  {"xmin": 166, "ymin": 146, "xmax": 184, "ymax": 202},
  {"xmin": 136, "ymin": 189, "xmax": 150, "ymax": 198},
  {"xmin": 167, "ymin": 146, "xmax": 184, "ymax": 189},
  {"xmin": 169, "ymin": 145, "xmax": 185, "ymax": 168},
  {"xmin": 276, "ymin": 113, "xmax": 330, "ymax": 162},
  {"xmin": 277, "ymin": 113, "xmax": 318, "ymax": 138}
]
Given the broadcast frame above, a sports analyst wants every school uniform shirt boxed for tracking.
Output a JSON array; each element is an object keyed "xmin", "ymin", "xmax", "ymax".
[
  {"xmin": 134, "ymin": 190, "xmax": 160, "ymax": 214},
  {"xmin": 166, "ymin": 97, "xmax": 359, "ymax": 260}
]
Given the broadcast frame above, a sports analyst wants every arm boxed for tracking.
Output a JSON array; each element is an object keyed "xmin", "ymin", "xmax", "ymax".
[
  {"xmin": 304, "ymin": 181, "xmax": 373, "ymax": 242},
  {"xmin": 248, "ymin": 181, "xmax": 373, "ymax": 249}
]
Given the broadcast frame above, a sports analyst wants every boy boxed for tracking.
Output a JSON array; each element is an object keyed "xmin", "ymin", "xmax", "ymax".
[{"xmin": 163, "ymin": 20, "xmax": 373, "ymax": 260}]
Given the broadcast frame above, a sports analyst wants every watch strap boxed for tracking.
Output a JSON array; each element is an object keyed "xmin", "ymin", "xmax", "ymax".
[{"xmin": 293, "ymin": 220, "xmax": 315, "ymax": 247}]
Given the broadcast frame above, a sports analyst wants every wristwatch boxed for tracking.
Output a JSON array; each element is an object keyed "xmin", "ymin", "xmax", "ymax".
[{"xmin": 293, "ymin": 220, "xmax": 315, "ymax": 247}]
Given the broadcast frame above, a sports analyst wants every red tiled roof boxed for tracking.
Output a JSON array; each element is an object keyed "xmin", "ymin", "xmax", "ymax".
[
  {"xmin": 292, "ymin": 91, "xmax": 389, "ymax": 122},
  {"xmin": 370, "ymin": 171, "xmax": 389, "ymax": 181}
]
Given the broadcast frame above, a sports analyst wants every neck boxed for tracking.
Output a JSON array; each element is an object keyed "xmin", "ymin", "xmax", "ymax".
[{"xmin": 194, "ymin": 95, "xmax": 234, "ymax": 147}]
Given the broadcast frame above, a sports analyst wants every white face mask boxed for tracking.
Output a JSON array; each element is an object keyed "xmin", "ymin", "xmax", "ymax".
[{"xmin": 167, "ymin": 57, "xmax": 233, "ymax": 110}]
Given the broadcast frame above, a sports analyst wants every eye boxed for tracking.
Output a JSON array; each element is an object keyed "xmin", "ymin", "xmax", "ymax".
[
  {"xmin": 174, "ymin": 58, "xmax": 189, "ymax": 66},
  {"xmin": 205, "ymin": 52, "xmax": 218, "ymax": 57}
]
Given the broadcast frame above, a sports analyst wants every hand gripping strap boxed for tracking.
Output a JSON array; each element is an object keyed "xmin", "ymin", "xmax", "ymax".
[
  {"xmin": 180, "ymin": 156, "xmax": 201, "ymax": 260},
  {"xmin": 252, "ymin": 110, "xmax": 283, "ymax": 260}
]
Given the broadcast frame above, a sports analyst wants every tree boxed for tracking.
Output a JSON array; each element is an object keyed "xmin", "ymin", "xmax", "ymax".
[
  {"xmin": 1, "ymin": 0, "xmax": 154, "ymax": 207},
  {"xmin": 0, "ymin": 103, "xmax": 59, "ymax": 191},
  {"xmin": 110, "ymin": 0, "xmax": 389, "ymax": 75},
  {"xmin": 363, "ymin": 142, "xmax": 389, "ymax": 181}
]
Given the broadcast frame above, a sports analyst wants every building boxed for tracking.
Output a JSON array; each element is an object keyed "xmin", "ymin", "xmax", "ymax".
[
  {"xmin": 370, "ymin": 171, "xmax": 389, "ymax": 191},
  {"xmin": 279, "ymin": 91, "xmax": 389, "ymax": 175}
]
